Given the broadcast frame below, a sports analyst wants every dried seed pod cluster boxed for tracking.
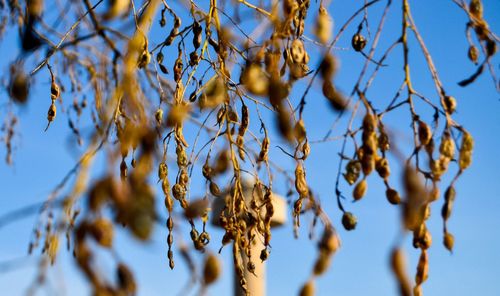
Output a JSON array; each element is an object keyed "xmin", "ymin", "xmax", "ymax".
[
  {"xmin": 300, "ymin": 227, "xmax": 340, "ymax": 295},
  {"xmin": 0, "ymin": 1, "xmax": 496, "ymax": 296},
  {"xmin": 45, "ymin": 65, "xmax": 60, "ymax": 131}
]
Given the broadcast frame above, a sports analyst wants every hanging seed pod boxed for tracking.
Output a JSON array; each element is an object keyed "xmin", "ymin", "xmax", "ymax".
[
  {"xmin": 403, "ymin": 166, "xmax": 428, "ymax": 231},
  {"xmin": 299, "ymin": 280, "xmax": 315, "ymax": 296},
  {"xmin": 103, "ymin": 0, "xmax": 128, "ymax": 19},
  {"xmin": 294, "ymin": 119, "xmax": 307, "ymax": 143},
  {"xmin": 415, "ymin": 250, "xmax": 429, "ymax": 285},
  {"xmin": 137, "ymin": 49, "xmax": 151, "ymax": 69},
  {"xmin": 203, "ymin": 253, "xmax": 220, "ymax": 285},
  {"xmin": 319, "ymin": 227, "xmax": 340, "ymax": 254},
  {"xmin": 202, "ymin": 160, "xmax": 213, "ymax": 180},
  {"xmin": 295, "ymin": 163, "xmax": 309, "ymax": 198},
  {"xmin": 45, "ymin": 102, "xmax": 57, "ymax": 130},
  {"xmin": 351, "ymin": 33, "xmax": 367, "ymax": 52},
  {"xmin": 199, "ymin": 77, "xmax": 227, "ymax": 109},
  {"xmin": 431, "ymin": 156, "xmax": 449, "ymax": 180},
  {"xmin": 313, "ymin": 250, "xmax": 332, "ymax": 275},
  {"xmin": 425, "ymin": 137, "xmax": 435, "ymax": 155},
  {"xmin": 461, "ymin": 131, "xmax": 474, "ymax": 152},
  {"xmin": 361, "ymin": 153, "xmax": 375, "ymax": 176},
  {"xmin": 178, "ymin": 168, "xmax": 189, "ymax": 187},
  {"xmin": 172, "ymin": 183, "xmax": 186, "ymax": 200},
  {"xmin": 418, "ymin": 121, "xmax": 432, "ymax": 146},
  {"xmin": 315, "ymin": 5, "xmax": 332, "ymax": 44},
  {"xmin": 173, "ymin": 56, "xmax": 183, "ymax": 82},
  {"xmin": 50, "ymin": 80, "xmax": 60, "ymax": 101},
  {"xmin": 378, "ymin": 129, "xmax": 390, "ymax": 151},
  {"xmin": 239, "ymin": 105, "xmax": 249, "ymax": 136},
  {"xmin": 258, "ymin": 136, "xmax": 270, "ymax": 162},
  {"xmin": 192, "ymin": 21, "xmax": 202, "ymax": 49},
  {"xmin": 322, "ymin": 81, "xmax": 347, "ymax": 110},
  {"xmin": 441, "ymin": 199, "xmax": 453, "ymax": 221},
  {"xmin": 176, "ymin": 145, "xmax": 188, "ymax": 167},
  {"xmin": 442, "ymin": 186, "xmax": 456, "ymax": 223},
  {"xmin": 27, "ymin": 0, "xmax": 44, "ymax": 18},
  {"xmin": 415, "ymin": 228, "xmax": 432, "ymax": 250},
  {"xmin": 301, "ymin": 140, "xmax": 311, "ymax": 159},
  {"xmin": 468, "ymin": 45, "xmax": 479, "ymax": 64},
  {"xmin": 184, "ymin": 198, "xmax": 209, "ymax": 219},
  {"xmin": 342, "ymin": 212, "xmax": 357, "ymax": 231},
  {"xmin": 240, "ymin": 63, "xmax": 269, "ymax": 96},
  {"xmin": 423, "ymin": 205, "xmax": 431, "ymax": 221},
  {"xmin": 9, "ymin": 67, "xmax": 30, "ymax": 104},
  {"xmin": 443, "ymin": 232, "xmax": 454, "ymax": 252},
  {"xmin": 90, "ymin": 218, "xmax": 114, "ymax": 248},
  {"xmin": 260, "ymin": 248, "xmax": 269, "ymax": 262},
  {"xmin": 429, "ymin": 185, "xmax": 440, "ymax": 202},
  {"xmin": 390, "ymin": 248, "xmax": 412, "ymax": 296},
  {"xmin": 486, "ymin": 40, "xmax": 497, "ymax": 57},
  {"xmin": 344, "ymin": 160, "xmax": 362, "ymax": 185},
  {"xmin": 155, "ymin": 108, "xmax": 163, "ymax": 126},
  {"xmin": 469, "ymin": 0, "xmax": 483, "ymax": 19},
  {"xmin": 444, "ymin": 186, "xmax": 456, "ymax": 203},
  {"xmin": 47, "ymin": 234, "xmax": 59, "ymax": 264},
  {"xmin": 166, "ymin": 104, "xmax": 190, "ymax": 128},
  {"xmin": 362, "ymin": 113, "xmax": 376, "ymax": 133},
  {"xmin": 188, "ymin": 51, "xmax": 199, "ymax": 67},
  {"xmin": 209, "ymin": 181, "xmax": 221, "ymax": 196},
  {"xmin": 363, "ymin": 132, "xmax": 378, "ymax": 155},
  {"xmin": 163, "ymin": 180, "xmax": 173, "ymax": 212},
  {"xmin": 158, "ymin": 163, "xmax": 167, "ymax": 181},
  {"xmin": 117, "ymin": 263, "xmax": 136, "ymax": 294},
  {"xmin": 386, "ymin": 188, "xmax": 401, "ymax": 205},
  {"xmin": 375, "ymin": 157, "xmax": 391, "ymax": 179},
  {"xmin": 168, "ymin": 250, "xmax": 175, "ymax": 269},
  {"xmin": 319, "ymin": 54, "xmax": 337, "ymax": 80},
  {"xmin": 443, "ymin": 96, "xmax": 457, "ymax": 114},
  {"xmin": 166, "ymin": 217, "xmax": 173, "ymax": 230},
  {"xmin": 290, "ymin": 39, "xmax": 306, "ymax": 63},
  {"xmin": 353, "ymin": 179, "xmax": 367, "ymax": 201},
  {"xmin": 459, "ymin": 131, "xmax": 474, "ymax": 170},
  {"xmin": 439, "ymin": 131, "xmax": 455, "ymax": 159}
]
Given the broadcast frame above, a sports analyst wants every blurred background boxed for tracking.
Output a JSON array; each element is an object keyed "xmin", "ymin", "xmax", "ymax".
[{"xmin": 0, "ymin": 0, "xmax": 499, "ymax": 295}]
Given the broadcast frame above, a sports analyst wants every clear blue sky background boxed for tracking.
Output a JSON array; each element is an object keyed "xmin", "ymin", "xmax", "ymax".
[{"xmin": 0, "ymin": 1, "xmax": 499, "ymax": 295}]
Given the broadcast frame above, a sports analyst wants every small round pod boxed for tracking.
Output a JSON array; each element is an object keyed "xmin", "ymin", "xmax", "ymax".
[
  {"xmin": 117, "ymin": 263, "xmax": 136, "ymax": 294},
  {"xmin": 375, "ymin": 157, "xmax": 391, "ymax": 179},
  {"xmin": 351, "ymin": 33, "xmax": 367, "ymax": 52},
  {"xmin": 353, "ymin": 179, "xmax": 367, "ymax": 201},
  {"xmin": 90, "ymin": 217, "xmax": 114, "ymax": 248},
  {"xmin": 299, "ymin": 280, "xmax": 315, "ymax": 296},
  {"xmin": 385, "ymin": 188, "xmax": 401, "ymax": 205},
  {"xmin": 203, "ymin": 253, "xmax": 221, "ymax": 285},
  {"xmin": 443, "ymin": 232, "xmax": 455, "ymax": 252},
  {"xmin": 313, "ymin": 250, "xmax": 332, "ymax": 276},
  {"xmin": 342, "ymin": 212, "xmax": 357, "ymax": 231},
  {"xmin": 443, "ymin": 95, "xmax": 457, "ymax": 114}
]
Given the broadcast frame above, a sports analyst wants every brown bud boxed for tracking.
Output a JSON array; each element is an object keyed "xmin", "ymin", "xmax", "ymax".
[
  {"xmin": 353, "ymin": 179, "xmax": 367, "ymax": 201},
  {"xmin": 443, "ymin": 232, "xmax": 455, "ymax": 252},
  {"xmin": 418, "ymin": 121, "xmax": 432, "ymax": 146},
  {"xmin": 375, "ymin": 157, "xmax": 391, "ymax": 179},
  {"xmin": 203, "ymin": 253, "xmax": 221, "ymax": 285},
  {"xmin": 352, "ymin": 33, "xmax": 367, "ymax": 52},
  {"xmin": 468, "ymin": 45, "xmax": 479, "ymax": 64},
  {"xmin": 386, "ymin": 188, "xmax": 401, "ymax": 205},
  {"xmin": 299, "ymin": 280, "xmax": 315, "ymax": 296},
  {"xmin": 443, "ymin": 96, "xmax": 457, "ymax": 114},
  {"xmin": 342, "ymin": 212, "xmax": 357, "ymax": 231}
]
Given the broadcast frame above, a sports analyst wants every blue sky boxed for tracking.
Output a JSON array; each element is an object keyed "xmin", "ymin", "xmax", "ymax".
[{"xmin": 0, "ymin": 1, "xmax": 499, "ymax": 295}]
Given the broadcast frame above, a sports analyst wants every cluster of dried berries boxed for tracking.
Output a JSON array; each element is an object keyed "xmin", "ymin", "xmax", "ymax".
[{"xmin": 0, "ymin": 0, "xmax": 497, "ymax": 296}]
